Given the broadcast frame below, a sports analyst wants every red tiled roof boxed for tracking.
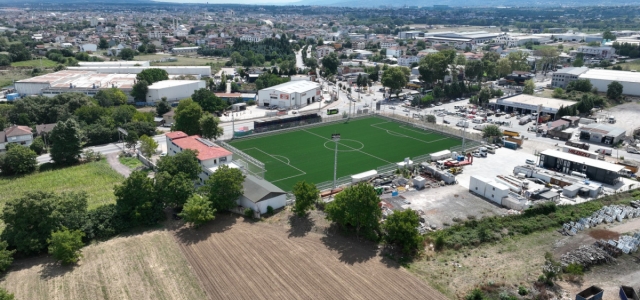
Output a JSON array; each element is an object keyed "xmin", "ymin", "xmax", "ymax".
[
  {"xmin": 4, "ymin": 125, "xmax": 32, "ymax": 137},
  {"xmin": 172, "ymin": 135, "xmax": 232, "ymax": 161},
  {"xmin": 166, "ymin": 131, "xmax": 188, "ymax": 140}
]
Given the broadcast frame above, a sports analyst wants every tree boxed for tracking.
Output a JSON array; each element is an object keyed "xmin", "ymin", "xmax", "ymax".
[
  {"xmin": 325, "ymin": 183, "xmax": 381, "ymax": 239},
  {"xmin": 382, "ymin": 209, "xmax": 423, "ymax": 255},
  {"xmin": 136, "ymin": 68, "xmax": 169, "ymax": 85},
  {"xmin": 48, "ymin": 227, "xmax": 84, "ymax": 265},
  {"xmin": 8, "ymin": 44, "xmax": 31, "ymax": 62},
  {"xmin": 321, "ymin": 52, "xmax": 340, "ymax": 75},
  {"xmin": 419, "ymin": 52, "xmax": 449, "ymax": 86},
  {"xmin": 552, "ymin": 88, "xmax": 565, "ymax": 98},
  {"xmin": 523, "ymin": 79, "xmax": 535, "ymax": 95},
  {"xmin": 199, "ymin": 114, "xmax": 224, "ymax": 140},
  {"xmin": 191, "ymin": 88, "xmax": 226, "ymax": 113},
  {"xmin": 465, "ymin": 60, "xmax": 485, "ymax": 83},
  {"xmin": 139, "ymin": 134, "xmax": 158, "ymax": 157},
  {"xmin": 426, "ymin": 114, "xmax": 436, "ymax": 123},
  {"xmin": 607, "ymin": 81, "xmax": 623, "ymax": 100},
  {"xmin": 130, "ymin": 80, "xmax": 149, "ymax": 102},
  {"xmin": 124, "ymin": 131, "xmax": 139, "ymax": 151},
  {"xmin": 292, "ymin": 181, "xmax": 319, "ymax": 217},
  {"xmin": 382, "ymin": 67, "xmax": 408, "ymax": 96},
  {"xmin": 496, "ymin": 58, "xmax": 512, "ymax": 77},
  {"xmin": 602, "ymin": 30, "xmax": 616, "ymax": 41},
  {"xmin": 202, "ymin": 165, "xmax": 245, "ymax": 211},
  {"xmin": 477, "ymin": 87, "xmax": 492, "ymax": 106},
  {"xmin": 567, "ymin": 79, "xmax": 592, "ymax": 92},
  {"xmin": 572, "ymin": 58, "xmax": 584, "ymax": 67},
  {"xmin": 1, "ymin": 191, "xmax": 61, "ymax": 255},
  {"xmin": 156, "ymin": 149, "xmax": 200, "ymax": 180},
  {"xmin": 179, "ymin": 195, "xmax": 216, "ymax": 228},
  {"xmin": 0, "ymin": 241, "xmax": 15, "ymax": 272},
  {"xmin": 98, "ymin": 38, "xmax": 109, "ymax": 49},
  {"xmin": 482, "ymin": 125, "xmax": 503, "ymax": 142},
  {"xmin": 118, "ymin": 48, "xmax": 136, "ymax": 60},
  {"xmin": 156, "ymin": 99, "xmax": 171, "ymax": 117},
  {"xmin": 95, "ymin": 88, "xmax": 127, "ymax": 107},
  {"xmin": 174, "ymin": 99, "xmax": 204, "ymax": 135},
  {"xmin": 114, "ymin": 171, "xmax": 163, "ymax": 227},
  {"xmin": 155, "ymin": 172, "xmax": 194, "ymax": 208},
  {"xmin": 0, "ymin": 145, "xmax": 37, "ymax": 175},
  {"xmin": 49, "ymin": 119, "xmax": 83, "ymax": 165}
]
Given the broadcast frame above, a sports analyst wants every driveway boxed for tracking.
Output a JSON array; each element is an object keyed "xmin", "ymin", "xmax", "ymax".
[{"xmin": 106, "ymin": 153, "xmax": 131, "ymax": 177}]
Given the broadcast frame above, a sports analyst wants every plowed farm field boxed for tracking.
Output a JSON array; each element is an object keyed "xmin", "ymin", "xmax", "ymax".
[{"xmin": 173, "ymin": 214, "xmax": 447, "ymax": 300}]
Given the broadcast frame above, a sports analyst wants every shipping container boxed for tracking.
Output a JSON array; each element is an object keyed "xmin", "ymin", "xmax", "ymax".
[
  {"xmin": 6, "ymin": 93, "xmax": 19, "ymax": 101},
  {"xmin": 504, "ymin": 141, "xmax": 518, "ymax": 150}
]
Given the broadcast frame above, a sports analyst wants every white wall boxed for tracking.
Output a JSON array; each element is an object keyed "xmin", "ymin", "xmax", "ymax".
[
  {"xmin": 147, "ymin": 81, "xmax": 206, "ymax": 102},
  {"xmin": 15, "ymin": 82, "xmax": 50, "ymax": 95},
  {"xmin": 586, "ymin": 78, "xmax": 640, "ymax": 97},
  {"xmin": 238, "ymin": 194, "xmax": 286, "ymax": 214}
]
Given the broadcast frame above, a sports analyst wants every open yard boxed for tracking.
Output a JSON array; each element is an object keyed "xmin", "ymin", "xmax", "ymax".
[
  {"xmin": 0, "ymin": 70, "xmax": 32, "ymax": 88},
  {"xmin": 118, "ymin": 156, "xmax": 143, "ymax": 169},
  {"xmin": 0, "ymin": 229, "xmax": 207, "ymax": 300},
  {"xmin": 0, "ymin": 160, "xmax": 123, "ymax": 213},
  {"xmin": 173, "ymin": 213, "xmax": 447, "ymax": 300},
  {"xmin": 228, "ymin": 116, "xmax": 462, "ymax": 190},
  {"xmin": 134, "ymin": 54, "xmax": 227, "ymax": 66}
]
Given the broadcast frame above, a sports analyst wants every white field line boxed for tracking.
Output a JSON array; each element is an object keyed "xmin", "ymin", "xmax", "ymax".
[
  {"xmin": 300, "ymin": 129, "xmax": 392, "ymax": 164},
  {"xmin": 243, "ymin": 147, "xmax": 306, "ymax": 183},
  {"xmin": 370, "ymin": 122, "xmax": 451, "ymax": 144}
]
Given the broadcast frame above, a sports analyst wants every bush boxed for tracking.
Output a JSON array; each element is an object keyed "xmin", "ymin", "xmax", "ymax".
[
  {"xmin": 0, "ymin": 287, "xmax": 14, "ymax": 300},
  {"xmin": 266, "ymin": 206, "xmax": 274, "ymax": 215},
  {"xmin": 243, "ymin": 208, "xmax": 254, "ymax": 218},
  {"xmin": 48, "ymin": 227, "xmax": 85, "ymax": 265},
  {"xmin": 565, "ymin": 263, "xmax": 584, "ymax": 275},
  {"xmin": 0, "ymin": 241, "xmax": 15, "ymax": 272},
  {"xmin": 247, "ymin": 100, "xmax": 256, "ymax": 106},
  {"xmin": 518, "ymin": 286, "xmax": 528, "ymax": 296}
]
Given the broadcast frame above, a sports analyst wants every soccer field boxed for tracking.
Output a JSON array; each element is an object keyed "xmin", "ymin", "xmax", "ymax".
[{"xmin": 228, "ymin": 116, "xmax": 462, "ymax": 191}]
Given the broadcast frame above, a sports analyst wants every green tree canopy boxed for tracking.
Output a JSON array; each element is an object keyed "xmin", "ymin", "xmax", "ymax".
[
  {"xmin": 199, "ymin": 114, "xmax": 224, "ymax": 140},
  {"xmin": 607, "ymin": 81, "xmax": 623, "ymax": 100},
  {"xmin": 566, "ymin": 79, "xmax": 592, "ymax": 92},
  {"xmin": 95, "ymin": 88, "xmax": 127, "ymax": 107},
  {"xmin": 130, "ymin": 80, "xmax": 149, "ymax": 102},
  {"xmin": 173, "ymin": 99, "xmax": 204, "ymax": 135},
  {"xmin": 255, "ymin": 73, "xmax": 290, "ymax": 90},
  {"xmin": 0, "ymin": 145, "xmax": 37, "ymax": 175},
  {"xmin": 202, "ymin": 165, "xmax": 245, "ymax": 211},
  {"xmin": 49, "ymin": 119, "xmax": 83, "ymax": 165},
  {"xmin": 118, "ymin": 48, "xmax": 136, "ymax": 60},
  {"xmin": 48, "ymin": 227, "xmax": 84, "ymax": 265},
  {"xmin": 156, "ymin": 99, "xmax": 171, "ymax": 117},
  {"xmin": 382, "ymin": 209, "xmax": 423, "ymax": 255},
  {"xmin": 139, "ymin": 134, "xmax": 158, "ymax": 157},
  {"xmin": 292, "ymin": 181, "xmax": 319, "ymax": 217},
  {"xmin": 523, "ymin": 79, "xmax": 535, "ymax": 95},
  {"xmin": 136, "ymin": 68, "xmax": 169, "ymax": 85},
  {"xmin": 179, "ymin": 195, "xmax": 216, "ymax": 228},
  {"xmin": 382, "ymin": 67, "xmax": 408, "ymax": 96},
  {"xmin": 155, "ymin": 171, "xmax": 194, "ymax": 208},
  {"xmin": 114, "ymin": 171, "xmax": 163, "ymax": 227},
  {"xmin": 321, "ymin": 52, "xmax": 340, "ymax": 75},
  {"xmin": 0, "ymin": 241, "xmax": 14, "ymax": 273},
  {"xmin": 325, "ymin": 183, "xmax": 381, "ymax": 239},
  {"xmin": 191, "ymin": 88, "xmax": 226, "ymax": 113},
  {"xmin": 156, "ymin": 149, "xmax": 201, "ymax": 180}
]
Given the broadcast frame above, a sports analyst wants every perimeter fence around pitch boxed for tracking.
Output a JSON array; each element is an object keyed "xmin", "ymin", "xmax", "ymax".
[{"xmin": 215, "ymin": 141, "xmax": 266, "ymax": 179}]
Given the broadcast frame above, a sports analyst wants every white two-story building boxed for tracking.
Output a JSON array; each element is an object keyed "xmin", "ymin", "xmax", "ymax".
[{"xmin": 0, "ymin": 125, "xmax": 33, "ymax": 152}]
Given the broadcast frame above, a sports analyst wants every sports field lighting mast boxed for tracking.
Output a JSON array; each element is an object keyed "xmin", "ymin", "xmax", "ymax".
[{"xmin": 332, "ymin": 133, "xmax": 340, "ymax": 189}]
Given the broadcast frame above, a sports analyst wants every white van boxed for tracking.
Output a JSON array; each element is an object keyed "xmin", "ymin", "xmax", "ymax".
[{"xmin": 571, "ymin": 171, "xmax": 588, "ymax": 179}]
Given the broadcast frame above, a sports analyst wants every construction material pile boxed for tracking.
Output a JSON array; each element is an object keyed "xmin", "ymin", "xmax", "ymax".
[
  {"xmin": 560, "ymin": 245, "xmax": 616, "ymax": 268},
  {"xmin": 561, "ymin": 204, "xmax": 640, "ymax": 236}
]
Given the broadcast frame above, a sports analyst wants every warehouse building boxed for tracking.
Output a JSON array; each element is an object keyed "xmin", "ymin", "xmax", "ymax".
[
  {"xmin": 67, "ymin": 66, "xmax": 211, "ymax": 78},
  {"xmin": 146, "ymin": 80, "xmax": 205, "ymax": 103},
  {"xmin": 551, "ymin": 67, "xmax": 589, "ymax": 88},
  {"xmin": 257, "ymin": 80, "xmax": 321, "ymax": 108},
  {"xmin": 579, "ymin": 123, "xmax": 626, "ymax": 145},
  {"xmin": 578, "ymin": 69, "xmax": 640, "ymax": 96},
  {"xmin": 488, "ymin": 94, "xmax": 577, "ymax": 118},
  {"xmin": 77, "ymin": 61, "xmax": 150, "ymax": 67},
  {"xmin": 539, "ymin": 149, "xmax": 625, "ymax": 185}
]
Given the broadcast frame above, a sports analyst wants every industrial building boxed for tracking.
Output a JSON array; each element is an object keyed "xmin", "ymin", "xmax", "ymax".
[
  {"xmin": 15, "ymin": 70, "xmax": 137, "ymax": 97},
  {"xmin": 579, "ymin": 123, "xmax": 626, "ymax": 145},
  {"xmin": 578, "ymin": 69, "xmax": 640, "ymax": 96},
  {"xmin": 539, "ymin": 149, "xmax": 625, "ymax": 185},
  {"xmin": 551, "ymin": 67, "xmax": 589, "ymax": 88},
  {"xmin": 468, "ymin": 175, "xmax": 528, "ymax": 210},
  {"xmin": 146, "ymin": 80, "xmax": 205, "ymax": 102},
  {"xmin": 488, "ymin": 94, "xmax": 577, "ymax": 118},
  {"xmin": 67, "ymin": 66, "xmax": 211, "ymax": 78},
  {"xmin": 257, "ymin": 80, "xmax": 321, "ymax": 108},
  {"xmin": 77, "ymin": 61, "xmax": 150, "ymax": 67}
]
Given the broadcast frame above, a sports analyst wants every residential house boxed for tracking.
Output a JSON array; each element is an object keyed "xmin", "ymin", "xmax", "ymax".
[
  {"xmin": 0, "ymin": 125, "xmax": 33, "ymax": 152},
  {"xmin": 316, "ymin": 46, "xmax": 334, "ymax": 58},
  {"xmin": 398, "ymin": 55, "xmax": 420, "ymax": 67},
  {"xmin": 386, "ymin": 46, "xmax": 404, "ymax": 58}
]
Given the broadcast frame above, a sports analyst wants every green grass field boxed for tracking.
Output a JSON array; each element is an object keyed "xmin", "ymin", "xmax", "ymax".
[
  {"xmin": 228, "ymin": 116, "xmax": 462, "ymax": 191},
  {"xmin": 0, "ymin": 160, "xmax": 123, "ymax": 213},
  {"xmin": 10, "ymin": 59, "xmax": 58, "ymax": 68}
]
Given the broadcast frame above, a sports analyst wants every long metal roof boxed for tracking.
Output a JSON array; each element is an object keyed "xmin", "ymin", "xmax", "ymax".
[{"xmin": 541, "ymin": 149, "xmax": 625, "ymax": 172}]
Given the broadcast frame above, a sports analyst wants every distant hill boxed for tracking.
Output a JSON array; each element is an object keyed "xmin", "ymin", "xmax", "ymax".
[{"xmin": 291, "ymin": 0, "xmax": 635, "ymax": 7}]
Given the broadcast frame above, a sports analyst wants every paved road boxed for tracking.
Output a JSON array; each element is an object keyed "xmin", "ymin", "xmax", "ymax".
[{"xmin": 295, "ymin": 50, "xmax": 305, "ymax": 69}]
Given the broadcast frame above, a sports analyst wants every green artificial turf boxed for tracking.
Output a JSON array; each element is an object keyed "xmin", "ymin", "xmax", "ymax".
[{"xmin": 228, "ymin": 116, "xmax": 462, "ymax": 191}]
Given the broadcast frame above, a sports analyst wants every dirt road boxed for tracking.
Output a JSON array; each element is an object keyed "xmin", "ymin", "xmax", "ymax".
[
  {"xmin": 106, "ymin": 153, "xmax": 131, "ymax": 177},
  {"xmin": 173, "ymin": 214, "xmax": 447, "ymax": 300}
]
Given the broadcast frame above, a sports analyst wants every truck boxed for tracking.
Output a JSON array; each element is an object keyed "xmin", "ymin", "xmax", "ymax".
[
  {"xmin": 503, "ymin": 136, "xmax": 523, "ymax": 146},
  {"xmin": 565, "ymin": 141, "xmax": 590, "ymax": 150},
  {"xmin": 538, "ymin": 115, "xmax": 551, "ymax": 123},
  {"xmin": 595, "ymin": 147, "xmax": 613, "ymax": 156},
  {"xmin": 503, "ymin": 130, "xmax": 520, "ymax": 137},
  {"xmin": 608, "ymin": 116, "xmax": 616, "ymax": 124},
  {"xmin": 473, "ymin": 124, "xmax": 487, "ymax": 131},
  {"xmin": 6, "ymin": 93, "xmax": 19, "ymax": 101},
  {"xmin": 519, "ymin": 115, "xmax": 532, "ymax": 125},
  {"xmin": 456, "ymin": 120, "xmax": 469, "ymax": 128}
]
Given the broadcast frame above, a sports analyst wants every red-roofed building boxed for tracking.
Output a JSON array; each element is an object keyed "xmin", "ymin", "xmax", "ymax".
[{"xmin": 166, "ymin": 131, "xmax": 235, "ymax": 184}]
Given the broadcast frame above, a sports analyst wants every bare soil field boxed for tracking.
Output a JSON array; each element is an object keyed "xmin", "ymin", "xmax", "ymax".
[
  {"xmin": 411, "ymin": 231, "xmax": 557, "ymax": 299},
  {"xmin": 0, "ymin": 229, "xmax": 206, "ymax": 300},
  {"xmin": 172, "ymin": 213, "xmax": 447, "ymax": 300}
]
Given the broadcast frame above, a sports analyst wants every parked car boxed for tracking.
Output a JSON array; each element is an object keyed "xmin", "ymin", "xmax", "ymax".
[
  {"xmin": 443, "ymin": 119, "xmax": 450, "ymax": 124},
  {"xmin": 525, "ymin": 159, "xmax": 535, "ymax": 165}
]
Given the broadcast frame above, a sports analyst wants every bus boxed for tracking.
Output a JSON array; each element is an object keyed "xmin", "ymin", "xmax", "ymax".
[{"xmin": 327, "ymin": 108, "xmax": 339, "ymax": 115}]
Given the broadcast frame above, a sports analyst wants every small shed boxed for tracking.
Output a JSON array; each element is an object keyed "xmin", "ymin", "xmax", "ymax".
[
  {"xmin": 562, "ymin": 184, "xmax": 581, "ymax": 198},
  {"xmin": 351, "ymin": 170, "xmax": 377, "ymax": 183},
  {"xmin": 232, "ymin": 102, "xmax": 246, "ymax": 112},
  {"xmin": 413, "ymin": 176, "xmax": 426, "ymax": 189}
]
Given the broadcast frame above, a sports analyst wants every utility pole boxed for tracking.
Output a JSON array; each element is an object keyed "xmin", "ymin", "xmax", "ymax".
[{"xmin": 332, "ymin": 133, "xmax": 340, "ymax": 189}]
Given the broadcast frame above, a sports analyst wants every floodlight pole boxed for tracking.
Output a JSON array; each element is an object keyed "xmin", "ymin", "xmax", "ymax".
[{"xmin": 332, "ymin": 133, "xmax": 340, "ymax": 189}]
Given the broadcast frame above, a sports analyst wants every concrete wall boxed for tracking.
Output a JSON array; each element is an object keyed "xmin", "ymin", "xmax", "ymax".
[
  {"xmin": 146, "ymin": 81, "xmax": 205, "ymax": 102},
  {"xmin": 15, "ymin": 82, "xmax": 50, "ymax": 95},
  {"xmin": 585, "ymin": 78, "xmax": 640, "ymax": 97}
]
